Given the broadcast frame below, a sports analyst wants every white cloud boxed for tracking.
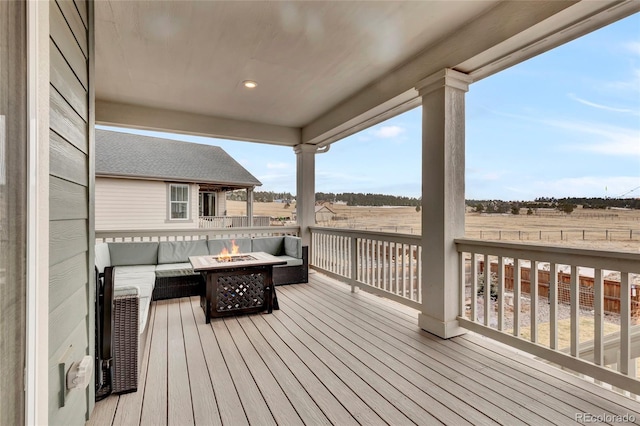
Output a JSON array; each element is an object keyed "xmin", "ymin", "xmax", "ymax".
[
  {"xmin": 544, "ymin": 119, "xmax": 640, "ymax": 157},
  {"xmin": 604, "ymin": 68, "xmax": 640, "ymax": 92},
  {"xmin": 568, "ymin": 93, "xmax": 638, "ymax": 114},
  {"xmin": 530, "ymin": 176, "xmax": 640, "ymax": 198},
  {"xmin": 371, "ymin": 125, "xmax": 405, "ymax": 139}
]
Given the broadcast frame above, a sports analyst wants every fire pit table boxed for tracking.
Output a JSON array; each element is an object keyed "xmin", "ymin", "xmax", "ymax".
[{"xmin": 189, "ymin": 252, "xmax": 286, "ymax": 323}]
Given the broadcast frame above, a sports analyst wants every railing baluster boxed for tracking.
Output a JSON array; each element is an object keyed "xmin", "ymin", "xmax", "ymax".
[
  {"xmin": 402, "ymin": 244, "xmax": 407, "ymax": 298},
  {"xmin": 409, "ymin": 245, "xmax": 415, "ymax": 301},
  {"xmin": 570, "ymin": 265, "xmax": 579, "ymax": 357},
  {"xmin": 482, "ymin": 254, "xmax": 489, "ymax": 327},
  {"xmin": 531, "ymin": 260, "xmax": 539, "ymax": 343},
  {"xmin": 380, "ymin": 240, "xmax": 385, "ymax": 291},
  {"xmin": 471, "ymin": 253, "xmax": 477, "ymax": 322},
  {"xmin": 620, "ymin": 272, "xmax": 630, "ymax": 375},
  {"xmin": 497, "ymin": 256, "xmax": 504, "ymax": 331},
  {"xmin": 594, "ymin": 268, "xmax": 603, "ymax": 366},
  {"xmin": 550, "ymin": 262, "xmax": 558, "ymax": 350},
  {"xmin": 376, "ymin": 240, "xmax": 381, "ymax": 290},
  {"xmin": 417, "ymin": 246, "xmax": 422, "ymax": 303},
  {"xmin": 459, "ymin": 251, "xmax": 465, "ymax": 319},
  {"xmin": 391, "ymin": 241, "xmax": 396, "ymax": 296},
  {"xmin": 366, "ymin": 239, "xmax": 371, "ymax": 286},
  {"xmin": 513, "ymin": 258, "xmax": 521, "ymax": 337}
]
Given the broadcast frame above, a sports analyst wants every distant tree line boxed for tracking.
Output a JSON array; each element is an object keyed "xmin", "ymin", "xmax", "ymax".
[
  {"xmin": 316, "ymin": 192, "xmax": 422, "ymax": 207},
  {"xmin": 467, "ymin": 197, "xmax": 640, "ymax": 215},
  {"xmin": 227, "ymin": 190, "xmax": 295, "ymax": 202},
  {"xmin": 533, "ymin": 197, "xmax": 640, "ymax": 210},
  {"xmin": 229, "ymin": 190, "xmax": 639, "ymax": 211}
]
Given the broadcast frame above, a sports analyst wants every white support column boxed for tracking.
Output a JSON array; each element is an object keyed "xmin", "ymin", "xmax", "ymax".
[
  {"xmin": 246, "ymin": 187, "xmax": 254, "ymax": 226},
  {"xmin": 416, "ymin": 69, "xmax": 472, "ymax": 339},
  {"xmin": 294, "ymin": 144, "xmax": 317, "ymax": 246},
  {"xmin": 26, "ymin": 1, "xmax": 50, "ymax": 423}
]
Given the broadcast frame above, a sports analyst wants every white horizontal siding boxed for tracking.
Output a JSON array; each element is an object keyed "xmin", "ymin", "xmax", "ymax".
[{"xmin": 96, "ymin": 177, "xmax": 198, "ymax": 230}]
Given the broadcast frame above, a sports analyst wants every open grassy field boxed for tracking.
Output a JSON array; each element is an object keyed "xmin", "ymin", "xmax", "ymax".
[{"xmin": 227, "ymin": 200, "xmax": 640, "ymax": 252}]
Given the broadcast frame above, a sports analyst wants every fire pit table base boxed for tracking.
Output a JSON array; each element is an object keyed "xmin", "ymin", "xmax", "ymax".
[
  {"xmin": 190, "ymin": 252, "xmax": 287, "ymax": 323},
  {"xmin": 199, "ymin": 265, "xmax": 279, "ymax": 323}
]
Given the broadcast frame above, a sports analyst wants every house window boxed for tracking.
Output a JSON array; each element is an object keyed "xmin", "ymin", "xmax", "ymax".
[{"xmin": 169, "ymin": 183, "xmax": 189, "ymax": 220}]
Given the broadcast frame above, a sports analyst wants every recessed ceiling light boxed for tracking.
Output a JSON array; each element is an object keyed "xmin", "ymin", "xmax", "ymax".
[{"xmin": 243, "ymin": 80, "xmax": 258, "ymax": 89}]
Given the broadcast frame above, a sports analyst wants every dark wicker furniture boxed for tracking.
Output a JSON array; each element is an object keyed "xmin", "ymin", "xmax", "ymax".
[{"xmin": 191, "ymin": 252, "xmax": 285, "ymax": 323}]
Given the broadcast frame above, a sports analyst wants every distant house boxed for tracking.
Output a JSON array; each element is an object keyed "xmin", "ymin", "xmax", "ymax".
[
  {"xmin": 315, "ymin": 205, "xmax": 336, "ymax": 222},
  {"xmin": 291, "ymin": 205, "xmax": 336, "ymax": 223},
  {"xmin": 95, "ymin": 129, "xmax": 261, "ymax": 230}
]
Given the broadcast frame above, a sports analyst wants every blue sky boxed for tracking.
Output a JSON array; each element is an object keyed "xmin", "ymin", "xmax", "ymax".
[{"xmin": 102, "ymin": 13, "xmax": 639, "ymax": 201}]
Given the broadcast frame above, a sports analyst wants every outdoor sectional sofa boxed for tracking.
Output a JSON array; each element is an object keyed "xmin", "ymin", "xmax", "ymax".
[{"xmin": 94, "ymin": 236, "xmax": 307, "ymax": 394}]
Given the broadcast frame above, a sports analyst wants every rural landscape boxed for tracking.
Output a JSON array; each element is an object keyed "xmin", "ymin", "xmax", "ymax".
[{"xmin": 227, "ymin": 194, "xmax": 640, "ymax": 253}]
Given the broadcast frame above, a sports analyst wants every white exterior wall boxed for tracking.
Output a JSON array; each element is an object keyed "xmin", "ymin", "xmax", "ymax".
[{"xmin": 96, "ymin": 177, "xmax": 198, "ymax": 230}]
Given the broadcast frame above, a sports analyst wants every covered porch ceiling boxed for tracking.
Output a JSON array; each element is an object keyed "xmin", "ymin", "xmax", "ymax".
[{"xmin": 95, "ymin": 0, "xmax": 639, "ymax": 147}]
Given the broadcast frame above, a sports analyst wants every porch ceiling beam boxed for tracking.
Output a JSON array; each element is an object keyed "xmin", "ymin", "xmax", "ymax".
[
  {"xmin": 303, "ymin": 0, "xmax": 636, "ymax": 146},
  {"xmin": 96, "ymin": 100, "xmax": 301, "ymax": 146}
]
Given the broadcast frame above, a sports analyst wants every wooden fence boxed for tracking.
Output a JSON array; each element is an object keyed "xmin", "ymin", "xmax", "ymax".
[
  {"xmin": 470, "ymin": 229, "xmax": 639, "ymax": 241},
  {"xmin": 478, "ymin": 261, "xmax": 640, "ymax": 317}
]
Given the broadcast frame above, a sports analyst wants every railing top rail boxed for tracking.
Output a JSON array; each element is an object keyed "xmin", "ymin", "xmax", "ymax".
[
  {"xmin": 309, "ymin": 226, "xmax": 422, "ymax": 244},
  {"xmin": 97, "ymin": 225, "xmax": 301, "ymax": 239},
  {"xmin": 455, "ymin": 238, "xmax": 640, "ymax": 273}
]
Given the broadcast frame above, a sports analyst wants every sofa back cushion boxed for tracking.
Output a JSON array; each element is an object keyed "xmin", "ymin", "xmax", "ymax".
[
  {"xmin": 251, "ymin": 237, "xmax": 284, "ymax": 256},
  {"xmin": 108, "ymin": 242, "xmax": 159, "ymax": 266},
  {"xmin": 207, "ymin": 238, "xmax": 251, "ymax": 255},
  {"xmin": 95, "ymin": 242, "xmax": 111, "ymax": 273},
  {"xmin": 284, "ymin": 236, "xmax": 302, "ymax": 258},
  {"xmin": 158, "ymin": 240, "xmax": 208, "ymax": 264}
]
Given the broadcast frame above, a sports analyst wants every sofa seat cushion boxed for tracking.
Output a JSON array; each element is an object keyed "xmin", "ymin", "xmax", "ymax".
[
  {"xmin": 158, "ymin": 240, "xmax": 208, "ymax": 264},
  {"xmin": 273, "ymin": 255, "xmax": 303, "ymax": 267},
  {"xmin": 251, "ymin": 237, "xmax": 284, "ymax": 256},
  {"xmin": 155, "ymin": 262, "xmax": 196, "ymax": 278},
  {"xmin": 113, "ymin": 265, "xmax": 157, "ymax": 274},
  {"xmin": 113, "ymin": 268, "xmax": 155, "ymax": 300}
]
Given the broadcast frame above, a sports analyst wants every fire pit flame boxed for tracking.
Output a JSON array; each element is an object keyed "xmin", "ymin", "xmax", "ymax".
[{"xmin": 217, "ymin": 240, "xmax": 241, "ymax": 262}]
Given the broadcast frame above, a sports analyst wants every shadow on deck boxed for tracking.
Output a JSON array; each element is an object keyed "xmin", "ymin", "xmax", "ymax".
[{"xmin": 88, "ymin": 272, "xmax": 639, "ymax": 425}]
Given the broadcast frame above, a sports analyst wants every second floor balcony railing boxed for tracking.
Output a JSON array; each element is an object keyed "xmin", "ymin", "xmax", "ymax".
[{"xmin": 198, "ymin": 215, "xmax": 271, "ymax": 228}]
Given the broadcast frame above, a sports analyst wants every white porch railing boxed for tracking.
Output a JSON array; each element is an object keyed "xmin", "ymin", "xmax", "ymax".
[
  {"xmin": 456, "ymin": 238, "xmax": 640, "ymax": 394},
  {"xmin": 96, "ymin": 226, "xmax": 300, "ymax": 243},
  {"xmin": 198, "ymin": 215, "xmax": 271, "ymax": 228},
  {"xmin": 309, "ymin": 227, "xmax": 422, "ymax": 310}
]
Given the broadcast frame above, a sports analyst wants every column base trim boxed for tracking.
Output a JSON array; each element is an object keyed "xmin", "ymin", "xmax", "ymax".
[{"xmin": 418, "ymin": 313, "xmax": 466, "ymax": 339}]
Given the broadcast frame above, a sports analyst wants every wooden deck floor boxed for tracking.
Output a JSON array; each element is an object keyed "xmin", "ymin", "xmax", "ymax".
[{"xmin": 89, "ymin": 272, "xmax": 640, "ymax": 425}]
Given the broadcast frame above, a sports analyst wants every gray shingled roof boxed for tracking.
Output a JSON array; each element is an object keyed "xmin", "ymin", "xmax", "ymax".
[{"xmin": 95, "ymin": 129, "xmax": 261, "ymax": 187}]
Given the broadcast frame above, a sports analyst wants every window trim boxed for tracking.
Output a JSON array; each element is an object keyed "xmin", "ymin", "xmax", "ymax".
[{"xmin": 167, "ymin": 183, "xmax": 190, "ymax": 221}]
